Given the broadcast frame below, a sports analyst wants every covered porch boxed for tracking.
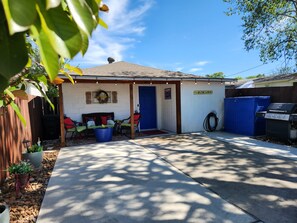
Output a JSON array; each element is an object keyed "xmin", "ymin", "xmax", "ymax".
[{"xmin": 57, "ymin": 61, "xmax": 235, "ymax": 145}]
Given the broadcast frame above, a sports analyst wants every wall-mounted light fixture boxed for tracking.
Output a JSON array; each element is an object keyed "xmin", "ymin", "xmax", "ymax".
[
  {"xmin": 96, "ymin": 77, "xmax": 98, "ymax": 84},
  {"xmin": 166, "ymin": 78, "xmax": 168, "ymax": 85},
  {"xmin": 150, "ymin": 78, "xmax": 152, "ymax": 85},
  {"xmin": 195, "ymin": 79, "xmax": 197, "ymax": 85},
  {"xmin": 208, "ymin": 79, "xmax": 210, "ymax": 85},
  {"xmin": 133, "ymin": 78, "xmax": 136, "ymax": 85}
]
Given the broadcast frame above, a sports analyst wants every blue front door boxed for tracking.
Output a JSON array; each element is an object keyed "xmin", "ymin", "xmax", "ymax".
[{"xmin": 139, "ymin": 86, "xmax": 157, "ymax": 130}]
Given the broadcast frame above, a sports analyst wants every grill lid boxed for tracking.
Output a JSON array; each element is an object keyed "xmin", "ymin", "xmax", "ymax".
[{"xmin": 267, "ymin": 103, "xmax": 297, "ymax": 114}]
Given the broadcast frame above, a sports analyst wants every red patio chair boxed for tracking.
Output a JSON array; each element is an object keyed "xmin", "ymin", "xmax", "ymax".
[
  {"xmin": 64, "ymin": 117, "xmax": 87, "ymax": 140},
  {"xmin": 120, "ymin": 113, "xmax": 141, "ymax": 136}
]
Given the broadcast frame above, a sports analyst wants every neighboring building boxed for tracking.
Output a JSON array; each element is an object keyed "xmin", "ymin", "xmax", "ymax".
[
  {"xmin": 226, "ymin": 79, "xmax": 254, "ymax": 89},
  {"xmin": 59, "ymin": 61, "xmax": 235, "ymax": 137},
  {"xmin": 254, "ymin": 73, "xmax": 297, "ymax": 88}
]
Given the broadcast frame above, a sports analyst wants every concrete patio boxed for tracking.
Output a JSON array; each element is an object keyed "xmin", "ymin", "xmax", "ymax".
[
  {"xmin": 135, "ymin": 133, "xmax": 297, "ymax": 223},
  {"xmin": 37, "ymin": 132, "xmax": 297, "ymax": 223}
]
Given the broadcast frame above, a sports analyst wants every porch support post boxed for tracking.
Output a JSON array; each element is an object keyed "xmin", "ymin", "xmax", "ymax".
[
  {"xmin": 175, "ymin": 82, "xmax": 182, "ymax": 134},
  {"xmin": 129, "ymin": 83, "xmax": 135, "ymax": 139},
  {"xmin": 58, "ymin": 84, "xmax": 66, "ymax": 146}
]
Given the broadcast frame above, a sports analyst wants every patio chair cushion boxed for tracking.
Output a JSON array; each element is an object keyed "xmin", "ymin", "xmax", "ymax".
[
  {"xmin": 64, "ymin": 118, "xmax": 75, "ymax": 129},
  {"xmin": 129, "ymin": 114, "xmax": 141, "ymax": 125},
  {"xmin": 67, "ymin": 126, "xmax": 87, "ymax": 133},
  {"xmin": 87, "ymin": 120, "xmax": 96, "ymax": 128},
  {"xmin": 101, "ymin": 115, "xmax": 112, "ymax": 125},
  {"xmin": 82, "ymin": 112, "xmax": 114, "ymax": 125}
]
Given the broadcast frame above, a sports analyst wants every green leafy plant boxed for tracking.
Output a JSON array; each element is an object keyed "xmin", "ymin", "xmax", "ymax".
[
  {"xmin": 0, "ymin": 0, "xmax": 109, "ymax": 125},
  {"xmin": 224, "ymin": 0, "xmax": 297, "ymax": 66},
  {"xmin": 8, "ymin": 161, "xmax": 33, "ymax": 175},
  {"xmin": 27, "ymin": 144, "xmax": 43, "ymax": 153}
]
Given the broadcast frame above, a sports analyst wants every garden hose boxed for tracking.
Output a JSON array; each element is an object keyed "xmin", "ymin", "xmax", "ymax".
[{"xmin": 203, "ymin": 112, "xmax": 219, "ymax": 132}]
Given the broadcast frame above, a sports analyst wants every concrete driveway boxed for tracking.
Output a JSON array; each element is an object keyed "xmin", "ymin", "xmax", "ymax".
[
  {"xmin": 134, "ymin": 133, "xmax": 297, "ymax": 223},
  {"xmin": 37, "ymin": 140, "xmax": 256, "ymax": 223}
]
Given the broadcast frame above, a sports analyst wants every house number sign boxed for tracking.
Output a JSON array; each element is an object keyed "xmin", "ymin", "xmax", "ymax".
[{"xmin": 193, "ymin": 90, "xmax": 213, "ymax": 95}]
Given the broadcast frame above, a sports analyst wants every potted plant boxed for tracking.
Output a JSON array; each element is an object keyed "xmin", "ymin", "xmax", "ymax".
[
  {"xmin": 0, "ymin": 204, "xmax": 9, "ymax": 223},
  {"xmin": 22, "ymin": 140, "xmax": 43, "ymax": 169},
  {"xmin": 8, "ymin": 160, "xmax": 33, "ymax": 197},
  {"xmin": 94, "ymin": 125, "xmax": 113, "ymax": 142}
]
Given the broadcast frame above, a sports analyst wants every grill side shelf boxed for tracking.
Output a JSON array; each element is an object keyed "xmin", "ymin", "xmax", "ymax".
[{"xmin": 264, "ymin": 113, "xmax": 290, "ymax": 121}]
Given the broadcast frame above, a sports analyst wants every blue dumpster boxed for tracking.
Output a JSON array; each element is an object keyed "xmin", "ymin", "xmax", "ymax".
[{"xmin": 224, "ymin": 96, "xmax": 270, "ymax": 136}]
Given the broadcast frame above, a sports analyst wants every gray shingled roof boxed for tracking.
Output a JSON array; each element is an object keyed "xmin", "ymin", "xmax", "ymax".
[
  {"xmin": 81, "ymin": 61, "xmax": 200, "ymax": 79},
  {"xmin": 254, "ymin": 73, "xmax": 297, "ymax": 83}
]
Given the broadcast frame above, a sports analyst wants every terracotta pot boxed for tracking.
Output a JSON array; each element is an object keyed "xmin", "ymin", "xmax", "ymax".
[
  {"xmin": 0, "ymin": 205, "xmax": 10, "ymax": 223},
  {"xmin": 15, "ymin": 174, "xmax": 30, "ymax": 197}
]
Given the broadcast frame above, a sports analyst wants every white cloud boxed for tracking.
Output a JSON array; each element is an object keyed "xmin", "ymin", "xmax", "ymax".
[
  {"xmin": 71, "ymin": 0, "xmax": 154, "ymax": 67},
  {"xmin": 195, "ymin": 61, "xmax": 210, "ymax": 66},
  {"xmin": 189, "ymin": 68, "xmax": 203, "ymax": 72},
  {"xmin": 175, "ymin": 67, "xmax": 184, "ymax": 71}
]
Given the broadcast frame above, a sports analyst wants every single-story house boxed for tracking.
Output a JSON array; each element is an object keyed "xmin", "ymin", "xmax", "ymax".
[
  {"xmin": 254, "ymin": 73, "xmax": 297, "ymax": 88},
  {"xmin": 58, "ymin": 61, "xmax": 235, "ymax": 143}
]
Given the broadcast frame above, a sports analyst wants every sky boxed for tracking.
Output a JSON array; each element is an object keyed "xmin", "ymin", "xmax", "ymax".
[{"xmin": 70, "ymin": 0, "xmax": 290, "ymax": 78}]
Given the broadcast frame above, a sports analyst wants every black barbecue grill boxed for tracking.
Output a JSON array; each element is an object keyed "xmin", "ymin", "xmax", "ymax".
[{"xmin": 258, "ymin": 103, "xmax": 297, "ymax": 141}]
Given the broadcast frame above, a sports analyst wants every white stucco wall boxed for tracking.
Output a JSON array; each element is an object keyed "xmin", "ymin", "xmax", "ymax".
[
  {"xmin": 180, "ymin": 81, "xmax": 225, "ymax": 133},
  {"xmin": 63, "ymin": 83, "xmax": 132, "ymax": 122},
  {"xmin": 63, "ymin": 83, "xmax": 177, "ymax": 131},
  {"xmin": 158, "ymin": 85, "xmax": 176, "ymax": 132},
  {"xmin": 62, "ymin": 81, "xmax": 224, "ymax": 133}
]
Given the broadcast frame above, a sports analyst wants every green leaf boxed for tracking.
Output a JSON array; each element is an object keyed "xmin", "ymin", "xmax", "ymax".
[
  {"xmin": 37, "ymin": 75, "xmax": 48, "ymax": 85},
  {"xmin": 2, "ymin": 0, "xmax": 36, "ymax": 34},
  {"xmin": 46, "ymin": 0, "xmax": 61, "ymax": 9},
  {"xmin": 98, "ymin": 18, "xmax": 108, "ymax": 29},
  {"xmin": 59, "ymin": 70, "xmax": 74, "ymax": 84},
  {"xmin": 0, "ymin": 24, "xmax": 28, "ymax": 92},
  {"xmin": 0, "ymin": 100, "xmax": 3, "ymax": 107},
  {"xmin": 4, "ymin": 88, "xmax": 15, "ymax": 100},
  {"xmin": 10, "ymin": 100, "xmax": 26, "ymax": 126},
  {"xmin": 85, "ymin": 0, "xmax": 99, "ymax": 16},
  {"xmin": 30, "ymin": 18, "xmax": 59, "ymax": 82},
  {"xmin": 64, "ymin": 64, "xmax": 83, "ymax": 75},
  {"xmin": 80, "ymin": 30, "xmax": 89, "ymax": 55},
  {"xmin": 0, "ymin": 75, "xmax": 9, "ymax": 94},
  {"xmin": 66, "ymin": 0, "xmax": 96, "ymax": 36},
  {"xmin": 36, "ymin": 3, "xmax": 83, "ymax": 58},
  {"xmin": 33, "ymin": 82, "xmax": 55, "ymax": 110}
]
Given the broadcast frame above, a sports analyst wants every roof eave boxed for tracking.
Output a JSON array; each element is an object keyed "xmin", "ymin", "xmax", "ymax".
[{"xmin": 58, "ymin": 74, "xmax": 237, "ymax": 83}]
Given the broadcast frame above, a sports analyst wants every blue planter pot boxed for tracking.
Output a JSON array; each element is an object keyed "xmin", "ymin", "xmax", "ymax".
[{"xmin": 94, "ymin": 127, "xmax": 113, "ymax": 142}]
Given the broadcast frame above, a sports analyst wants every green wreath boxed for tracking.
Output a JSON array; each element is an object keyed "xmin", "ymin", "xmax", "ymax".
[{"xmin": 96, "ymin": 90, "xmax": 109, "ymax": 104}]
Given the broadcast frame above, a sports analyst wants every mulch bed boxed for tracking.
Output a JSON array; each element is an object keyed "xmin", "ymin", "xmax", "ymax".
[{"xmin": 0, "ymin": 150, "xmax": 59, "ymax": 223}]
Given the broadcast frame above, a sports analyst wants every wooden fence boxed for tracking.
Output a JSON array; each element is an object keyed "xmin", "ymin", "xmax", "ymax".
[
  {"xmin": 0, "ymin": 96, "xmax": 56, "ymax": 184},
  {"xmin": 0, "ymin": 98, "xmax": 32, "ymax": 183},
  {"xmin": 226, "ymin": 84, "xmax": 297, "ymax": 103}
]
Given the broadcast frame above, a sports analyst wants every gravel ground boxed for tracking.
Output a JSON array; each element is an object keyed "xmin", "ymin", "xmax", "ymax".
[{"xmin": 0, "ymin": 150, "xmax": 59, "ymax": 223}]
